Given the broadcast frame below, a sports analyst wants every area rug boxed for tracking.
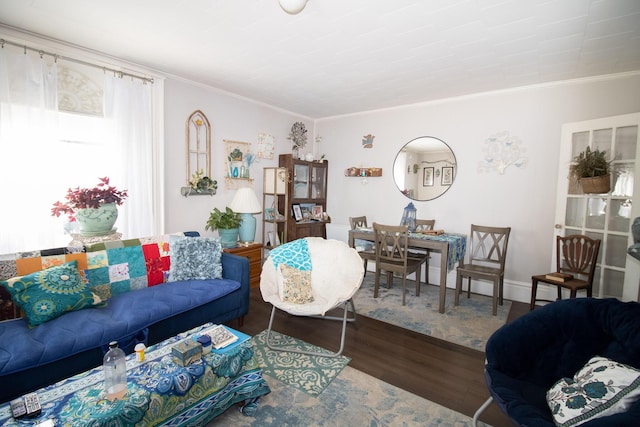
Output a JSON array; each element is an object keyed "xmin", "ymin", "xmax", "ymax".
[
  {"xmin": 251, "ymin": 330, "xmax": 350, "ymax": 397},
  {"xmin": 353, "ymin": 275, "xmax": 511, "ymax": 351},
  {"xmin": 209, "ymin": 365, "xmax": 488, "ymax": 427}
]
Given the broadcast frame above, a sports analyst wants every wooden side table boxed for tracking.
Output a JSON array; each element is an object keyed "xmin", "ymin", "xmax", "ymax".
[{"xmin": 224, "ymin": 242, "xmax": 263, "ymax": 288}]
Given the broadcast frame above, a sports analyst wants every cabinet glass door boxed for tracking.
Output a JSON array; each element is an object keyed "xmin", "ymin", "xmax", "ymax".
[
  {"xmin": 311, "ymin": 165, "xmax": 326, "ymax": 200},
  {"xmin": 293, "ymin": 163, "xmax": 309, "ymax": 199}
]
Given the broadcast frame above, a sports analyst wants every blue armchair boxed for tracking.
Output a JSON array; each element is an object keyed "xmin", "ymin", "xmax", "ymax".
[{"xmin": 474, "ymin": 298, "xmax": 640, "ymax": 426}]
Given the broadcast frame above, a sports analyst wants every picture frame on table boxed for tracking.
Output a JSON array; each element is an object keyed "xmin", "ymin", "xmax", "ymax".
[
  {"xmin": 267, "ymin": 231, "xmax": 280, "ymax": 247},
  {"xmin": 423, "ymin": 167, "xmax": 434, "ymax": 186},
  {"xmin": 312, "ymin": 205, "xmax": 323, "ymax": 219},
  {"xmin": 441, "ymin": 167, "xmax": 453, "ymax": 185},
  {"xmin": 292, "ymin": 204, "xmax": 303, "ymax": 222}
]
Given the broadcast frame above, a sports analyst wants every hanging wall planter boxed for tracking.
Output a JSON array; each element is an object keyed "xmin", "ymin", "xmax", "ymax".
[{"xmin": 570, "ymin": 147, "xmax": 612, "ymax": 194}]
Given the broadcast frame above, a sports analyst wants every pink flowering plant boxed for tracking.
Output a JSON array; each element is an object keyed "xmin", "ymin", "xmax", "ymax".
[{"xmin": 51, "ymin": 177, "xmax": 128, "ymax": 221}]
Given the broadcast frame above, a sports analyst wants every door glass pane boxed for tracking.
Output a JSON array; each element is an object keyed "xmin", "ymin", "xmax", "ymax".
[
  {"xmin": 612, "ymin": 163, "xmax": 634, "ymax": 197},
  {"xmin": 601, "ymin": 268, "xmax": 624, "ymax": 298},
  {"xmin": 311, "ymin": 166, "xmax": 326, "ymax": 200},
  {"xmin": 293, "ymin": 164, "xmax": 309, "ymax": 198},
  {"xmin": 593, "ymin": 128, "xmax": 613, "ymax": 153},
  {"xmin": 571, "ymin": 131, "xmax": 589, "ymax": 158},
  {"xmin": 606, "ymin": 234, "xmax": 628, "ymax": 268},
  {"xmin": 565, "ymin": 198, "xmax": 585, "ymax": 226},
  {"xmin": 614, "ymin": 126, "xmax": 638, "ymax": 160},
  {"xmin": 585, "ymin": 197, "xmax": 606, "ymax": 229},
  {"xmin": 609, "ymin": 199, "xmax": 632, "ymax": 232}
]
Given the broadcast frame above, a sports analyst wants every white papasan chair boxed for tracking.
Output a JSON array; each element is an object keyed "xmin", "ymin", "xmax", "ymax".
[{"xmin": 260, "ymin": 237, "xmax": 365, "ymax": 357}]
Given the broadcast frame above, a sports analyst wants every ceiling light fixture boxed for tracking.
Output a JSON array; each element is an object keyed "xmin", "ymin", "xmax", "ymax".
[{"xmin": 278, "ymin": 0, "xmax": 308, "ymax": 14}]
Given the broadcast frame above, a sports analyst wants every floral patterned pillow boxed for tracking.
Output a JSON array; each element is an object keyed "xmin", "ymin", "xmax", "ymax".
[
  {"xmin": 279, "ymin": 263, "xmax": 314, "ymax": 304},
  {"xmin": 546, "ymin": 356, "xmax": 640, "ymax": 426},
  {"xmin": 0, "ymin": 261, "xmax": 104, "ymax": 327}
]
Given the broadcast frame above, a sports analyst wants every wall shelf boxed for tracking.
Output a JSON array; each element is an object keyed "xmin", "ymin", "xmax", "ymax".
[
  {"xmin": 180, "ymin": 187, "xmax": 216, "ymax": 197},
  {"xmin": 344, "ymin": 167, "xmax": 382, "ymax": 177}
]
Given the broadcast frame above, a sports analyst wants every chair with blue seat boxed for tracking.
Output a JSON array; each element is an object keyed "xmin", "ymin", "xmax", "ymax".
[{"xmin": 472, "ymin": 298, "xmax": 640, "ymax": 426}]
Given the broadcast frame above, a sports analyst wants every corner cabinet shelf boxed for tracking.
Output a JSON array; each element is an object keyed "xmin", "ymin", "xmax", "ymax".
[
  {"xmin": 278, "ymin": 154, "xmax": 329, "ymax": 243},
  {"xmin": 262, "ymin": 167, "xmax": 290, "ymax": 251}
]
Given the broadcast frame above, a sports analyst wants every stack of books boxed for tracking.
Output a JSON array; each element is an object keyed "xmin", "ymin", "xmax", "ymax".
[{"xmin": 544, "ymin": 272, "xmax": 574, "ymax": 282}]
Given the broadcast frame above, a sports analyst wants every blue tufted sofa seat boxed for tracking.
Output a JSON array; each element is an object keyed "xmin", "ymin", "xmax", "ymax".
[
  {"xmin": 483, "ymin": 298, "xmax": 640, "ymax": 426},
  {"xmin": 0, "ymin": 233, "xmax": 249, "ymax": 403}
]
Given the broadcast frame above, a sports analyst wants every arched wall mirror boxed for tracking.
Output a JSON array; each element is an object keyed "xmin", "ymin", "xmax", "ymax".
[{"xmin": 393, "ymin": 136, "xmax": 457, "ymax": 201}]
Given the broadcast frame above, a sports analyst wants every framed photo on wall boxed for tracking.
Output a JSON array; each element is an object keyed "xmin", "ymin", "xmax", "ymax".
[
  {"xmin": 423, "ymin": 167, "xmax": 434, "ymax": 186},
  {"xmin": 441, "ymin": 167, "xmax": 453, "ymax": 185},
  {"xmin": 292, "ymin": 203, "xmax": 303, "ymax": 221}
]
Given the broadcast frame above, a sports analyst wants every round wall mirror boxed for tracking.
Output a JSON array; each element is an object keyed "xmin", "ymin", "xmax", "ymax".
[{"xmin": 393, "ymin": 136, "xmax": 457, "ymax": 201}]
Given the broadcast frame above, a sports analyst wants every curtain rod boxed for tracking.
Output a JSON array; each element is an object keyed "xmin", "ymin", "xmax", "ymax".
[{"xmin": 0, "ymin": 38, "xmax": 154, "ymax": 84}]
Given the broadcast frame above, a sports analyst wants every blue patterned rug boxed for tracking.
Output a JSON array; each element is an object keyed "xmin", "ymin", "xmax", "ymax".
[
  {"xmin": 353, "ymin": 275, "xmax": 511, "ymax": 351},
  {"xmin": 209, "ymin": 334, "xmax": 488, "ymax": 427},
  {"xmin": 248, "ymin": 330, "xmax": 350, "ymax": 397}
]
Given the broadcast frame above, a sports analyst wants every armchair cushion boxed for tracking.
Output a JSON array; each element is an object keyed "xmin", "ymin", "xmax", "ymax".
[
  {"xmin": 278, "ymin": 264, "xmax": 314, "ymax": 304},
  {"xmin": 547, "ymin": 356, "xmax": 640, "ymax": 426}
]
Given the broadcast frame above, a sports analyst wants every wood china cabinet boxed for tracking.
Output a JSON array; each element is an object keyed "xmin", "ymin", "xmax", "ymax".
[{"xmin": 278, "ymin": 154, "xmax": 329, "ymax": 242}]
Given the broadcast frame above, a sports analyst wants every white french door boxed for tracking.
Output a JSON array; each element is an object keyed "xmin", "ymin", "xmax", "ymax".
[{"xmin": 555, "ymin": 113, "xmax": 640, "ymax": 301}]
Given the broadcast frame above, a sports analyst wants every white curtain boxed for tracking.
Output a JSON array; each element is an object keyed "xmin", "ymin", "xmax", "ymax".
[
  {"xmin": 0, "ymin": 46, "xmax": 157, "ymax": 253},
  {"xmin": 0, "ymin": 47, "xmax": 63, "ymax": 253},
  {"xmin": 104, "ymin": 75, "xmax": 154, "ymax": 238}
]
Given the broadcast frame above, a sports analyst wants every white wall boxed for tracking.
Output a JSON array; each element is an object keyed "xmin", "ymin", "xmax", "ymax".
[
  {"xmin": 163, "ymin": 78, "xmax": 313, "ymax": 239},
  {"xmin": 316, "ymin": 74, "xmax": 640, "ymax": 303}
]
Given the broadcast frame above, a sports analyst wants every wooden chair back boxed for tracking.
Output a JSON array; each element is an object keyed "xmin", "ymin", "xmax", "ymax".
[
  {"xmin": 467, "ymin": 224, "xmax": 511, "ymax": 272},
  {"xmin": 556, "ymin": 235, "xmax": 601, "ymax": 283},
  {"xmin": 415, "ymin": 219, "xmax": 435, "ymax": 232},
  {"xmin": 349, "ymin": 216, "xmax": 368, "ymax": 229},
  {"xmin": 373, "ymin": 223, "xmax": 410, "ymax": 267}
]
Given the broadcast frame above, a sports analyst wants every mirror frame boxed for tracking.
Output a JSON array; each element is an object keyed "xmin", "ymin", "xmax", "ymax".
[{"xmin": 393, "ymin": 136, "xmax": 457, "ymax": 201}]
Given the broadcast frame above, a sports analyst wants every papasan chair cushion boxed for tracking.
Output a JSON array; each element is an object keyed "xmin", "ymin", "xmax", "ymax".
[{"xmin": 482, "ymin": 298, "xmax": 640, "ymax": 426}]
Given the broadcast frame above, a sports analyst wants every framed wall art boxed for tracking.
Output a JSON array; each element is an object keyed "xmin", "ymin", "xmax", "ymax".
[
  {"xmin": 441, "ymin": 167, "xmax": 453, "ymax": 185},
  {"xmin": 423, "ymin": 167, "xmax": 434, "ymax": 186}
]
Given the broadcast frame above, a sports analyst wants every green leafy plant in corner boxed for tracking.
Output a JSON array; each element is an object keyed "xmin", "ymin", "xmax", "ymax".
[
  {"xmin": 205, "ymin": 207, "xmax": 242, "ymax": 231},
  {"xmin": 570, "ymin": 147, "xmax": 611, "ymax": 179}
]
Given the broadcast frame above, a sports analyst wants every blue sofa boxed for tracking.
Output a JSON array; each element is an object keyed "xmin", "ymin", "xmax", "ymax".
[
  {"xmin": 482, "ymin": 298, "xmax": 640, "ymax": 426},
  {"xmin": 0, "ymin": 233, "xmax": 250, "ymax": 403}
]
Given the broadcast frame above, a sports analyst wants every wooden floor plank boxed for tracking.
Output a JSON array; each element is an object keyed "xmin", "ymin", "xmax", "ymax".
[{"xmin": 226, "ymin": 288, "xmax": 529, "ymax": 427}]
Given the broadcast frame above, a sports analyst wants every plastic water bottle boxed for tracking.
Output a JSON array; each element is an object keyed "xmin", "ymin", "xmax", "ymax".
[{"xmin": 103, "ymin": 341, "xmax": 127, "ymax": 400}]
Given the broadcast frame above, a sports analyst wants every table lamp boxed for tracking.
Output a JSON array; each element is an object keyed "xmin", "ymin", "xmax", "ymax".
[{"xmin": 229, "ymin": 187, "xmax": 262, "ymax": 244}]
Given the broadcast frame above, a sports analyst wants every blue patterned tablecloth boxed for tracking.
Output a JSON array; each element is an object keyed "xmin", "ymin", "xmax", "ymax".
[
  {"xmin": 407, "ymin": 232, "xmax": 467, "ymax": 271},
  {"xmin": 353, "ymin": 229, "xmax": 466, "ymax": 271},
  {"xmin": 0, "ymin": 324, "xmax": 270, "ymax": 427}
]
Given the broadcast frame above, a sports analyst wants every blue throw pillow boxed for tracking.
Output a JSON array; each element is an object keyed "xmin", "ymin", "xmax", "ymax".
[
  {"xmin": 168, "ymin": 236, "xmax": 222, "ymax": 282},
  {"xmin": 0, "ymin": 261, "xmax": 104, "ymax": 327}
]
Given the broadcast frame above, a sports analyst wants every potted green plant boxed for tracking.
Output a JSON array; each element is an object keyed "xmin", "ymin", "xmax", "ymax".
[
  {"xmin": 570, "ymin": 147, "xmax": 611, "ymax": 194},
  {"xmin": 51, "ymin": 177, "xmax": 128, "ymax": 235},
  {"xmin": 205, "ymin": 207, "xmax": 242, "ymax": 248}
]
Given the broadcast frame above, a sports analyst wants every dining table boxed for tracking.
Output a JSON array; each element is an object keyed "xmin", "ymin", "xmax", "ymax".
[{"xmin": 348, "ymin": 228, "xmax": 467, "ymax": 314}]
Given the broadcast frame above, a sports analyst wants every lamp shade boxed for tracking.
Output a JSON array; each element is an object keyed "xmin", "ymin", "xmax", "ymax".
[
  {"xmin": 229, "ymin": 187, "xmax": 261, "ymax": 214},
  {"xmin": 278, "ymin": 0, "xmax": 308, "ymax": 14}
]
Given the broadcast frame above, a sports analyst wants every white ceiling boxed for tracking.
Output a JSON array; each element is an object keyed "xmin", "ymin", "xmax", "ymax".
[{"xmin": 1, "ymin": 0, "xmax": 639, "ymax": 119}]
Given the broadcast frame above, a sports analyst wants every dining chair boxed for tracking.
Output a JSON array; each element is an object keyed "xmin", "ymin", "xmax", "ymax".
[
  {"xmin": 455, "ymin": 224, "xmax": 511, "ymax": 316},
  {"xmin": 372, "ymin": 223, "xmax": 425, "ymax": 305},
  {"xmin": 408, "ymin": 219, "xmax": 436, "ymax": 286},
  {"xmin": 530, "ymin": 234, "xmax": 601, "ymax": 311},
  {"xmin": 349, "ymin": 216, "xmax": 376, "ymax": 276}
]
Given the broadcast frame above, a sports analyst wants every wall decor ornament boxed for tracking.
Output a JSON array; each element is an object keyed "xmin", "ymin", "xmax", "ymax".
[
  {"xmin": 257, "ymin": 133, "xmax": 275, "ymax": 159},
  {"xmin": 288, "ymin": 122, "xmax": 307, "ymax": 158},
  {"xmin": 478, "ymin": 131, "xmax": 528, "ymax": 174},
  {"xmin": 362, "ymin": 134, "xmax": 374, "ymax": 148}
]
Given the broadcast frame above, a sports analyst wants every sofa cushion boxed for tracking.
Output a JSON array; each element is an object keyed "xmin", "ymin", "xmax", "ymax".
[
  {"xmin": 547, "ymin": 356, "xmax": 640, "ymax": 426},
  {"xmin": 168, "ymin": 236, "xmax": 222, "ymax": 282},
  {"xmin": 0, "ymin": 278, "xmax": 241, "ymax": 376},
  {"xmin": 0, "ymin": 261, "xmax": 104, "ymax": 327}
]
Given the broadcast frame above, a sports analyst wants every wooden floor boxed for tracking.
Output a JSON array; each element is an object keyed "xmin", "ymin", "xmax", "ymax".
[{"xmin": 226, "ymin": 287, "xmax": 530, "ymax": 427}]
